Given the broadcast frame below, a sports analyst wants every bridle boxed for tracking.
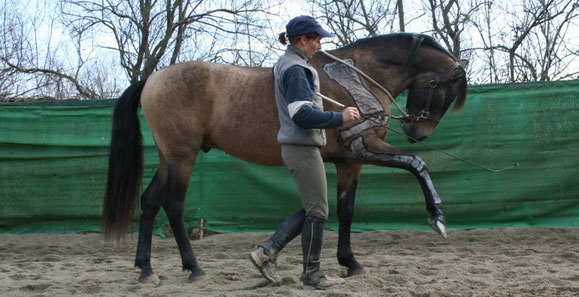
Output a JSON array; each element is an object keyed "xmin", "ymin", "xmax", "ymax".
[
  {"xmin": 319, "ymin": 50, "xmax": 464, "ymax": 125},
  {"xmin": 405, "ymin": 61, "xmax": 463, "ymax": 124}
]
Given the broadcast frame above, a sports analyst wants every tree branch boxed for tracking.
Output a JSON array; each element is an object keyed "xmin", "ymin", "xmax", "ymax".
[{"xmin": 1, "ymin": 57, "xmax": 97, "ymax": 98}]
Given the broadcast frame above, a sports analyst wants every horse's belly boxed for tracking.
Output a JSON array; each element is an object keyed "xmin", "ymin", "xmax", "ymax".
[
  {"xmin": 205, "ymin": 123, "xmax": 283, "ymax": 166},
  {"xmin": 208, "ymin": 137, "xmax": 283, "ymax": 166}
]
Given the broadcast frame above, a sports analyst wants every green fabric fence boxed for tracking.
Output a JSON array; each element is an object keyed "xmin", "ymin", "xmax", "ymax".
[{"xmin": 0, "ymin": 80, "xmax": 577, "ymax": 235}]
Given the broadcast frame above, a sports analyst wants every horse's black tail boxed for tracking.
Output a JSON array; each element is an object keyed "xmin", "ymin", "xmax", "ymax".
[{"xmin": 101, "ymin": 80, "xmax": 147, "ymax": 242}]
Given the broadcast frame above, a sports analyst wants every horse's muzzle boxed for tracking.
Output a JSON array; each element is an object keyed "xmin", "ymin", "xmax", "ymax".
[{"xmin": 402, "ymin": 121, "xmax": 434, "ymax": 143}]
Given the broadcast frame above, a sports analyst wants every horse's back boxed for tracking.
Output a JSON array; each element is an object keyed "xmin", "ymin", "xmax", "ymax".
[{"xmin": 141, "ymin": 61, "xmax": 283, "ymax": 166}]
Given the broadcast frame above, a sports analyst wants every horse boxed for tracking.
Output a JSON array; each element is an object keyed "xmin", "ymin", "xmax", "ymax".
[{"xmin": 102, "ymin": 33, "xmax": 468, "ymax": 283}]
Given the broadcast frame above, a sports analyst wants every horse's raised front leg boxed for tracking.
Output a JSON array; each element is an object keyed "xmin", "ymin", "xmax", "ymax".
[
  {"xmin": 335, "ymin": 163, "xmax": 365, "ymax": 276},
  {"xmin": 346, "ymin": 134, "xmax": 447, "ymax": 238}
]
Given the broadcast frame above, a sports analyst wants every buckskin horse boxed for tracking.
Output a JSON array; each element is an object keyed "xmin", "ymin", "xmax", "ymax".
[{"xmin": 102, "ymin": 33, "xmax": 468, "ymax": 283}]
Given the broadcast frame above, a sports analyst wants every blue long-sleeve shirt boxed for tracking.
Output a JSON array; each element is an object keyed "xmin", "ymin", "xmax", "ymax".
[{"xmin": 283, "ymin": 65, "xmax": 343, "ymax": 129}]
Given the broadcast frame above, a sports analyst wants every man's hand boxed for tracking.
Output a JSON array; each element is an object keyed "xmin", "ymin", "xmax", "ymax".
[{"xmin": 342, "ymin": 107, "xmax": 361, "ymax": 125}]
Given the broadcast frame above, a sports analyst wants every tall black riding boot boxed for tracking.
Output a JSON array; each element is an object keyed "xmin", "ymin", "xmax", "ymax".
[
  {"xmin": 300, "ymin": 215, "xmax": 344, "ymax": 290},
  {"xmin": 262, "ymin": 209, "xmax": 305, "ymax": 263},
  {"xmin": 250, "ymin": 209, "xmax": 305, "ymax": 282}
]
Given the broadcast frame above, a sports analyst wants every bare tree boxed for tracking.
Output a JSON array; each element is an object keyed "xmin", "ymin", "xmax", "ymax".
[
  {"xmin": 501, "ymin": 0, "xmax": 570, "ymax": 81},
  {"xmin": 0, "ymin": 0, "xmax": 120, "ymax": 100},
  {"xmin": 471, "ymin": 0, "xmax": 578, "ymax": 83},
  {"xmin": 307, "ymin": 0, "xmax": 578, "ymax": 84},
  {"xmin": 60, "ymin": 0, "xmax": 275, "ymax": 83},
  {"xmin": 312, "ymin": 0, "xmax": 398, "ymax": 46},
  {"xmin": 529, "ymin": 0, "xmax": 578, "ymax": 81},
  {"xmin": 1, "ymin": 0, "xmax": 276, "ymax": 100},
  {"xmin": 470, "ymin": 0, "xmax": 500, "ymax": 83},
  {"xmin": 0, "ymin": 1, "xmax": 24, "ymax": 100},
  {"xmin": 424, "ymin": 0, "xmax": 486, "ymax": 59},
  {"xmin": 397, "ymin": 0, "xmax": 406, "ymax": 32}
]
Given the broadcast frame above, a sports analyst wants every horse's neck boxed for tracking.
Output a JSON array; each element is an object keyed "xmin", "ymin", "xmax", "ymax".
[
  {"xmin": 319, "ymin": 46, "xmax": 411, "ymax": 113},
  {"xmin": 316, "ymin": 53, "xmax": 398, "ymax": 117},
  {"xmin": 326, "ymin": 38, "xmax": 455, "ymax": 97}
]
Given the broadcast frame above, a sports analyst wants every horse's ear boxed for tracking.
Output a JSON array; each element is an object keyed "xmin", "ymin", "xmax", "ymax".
[
  {"xmin": 451, "ymin": 67, "xmax": 466, "ymax": 81},
  {"xmin": 459, "ymin": 59, "xmax": 469, "ymax": 68}
]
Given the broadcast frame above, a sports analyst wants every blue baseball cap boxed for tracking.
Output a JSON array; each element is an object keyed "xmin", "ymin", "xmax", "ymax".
[{"xmin": 286, "ymin": 16, "xmax": 334, "ymax": 39}]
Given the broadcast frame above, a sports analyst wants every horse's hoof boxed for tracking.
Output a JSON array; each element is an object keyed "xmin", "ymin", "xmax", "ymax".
[
  {"xmin": 428, "ymin": 216, "xmax": 447, "ymax": 238},
  {"xmin": 347, "ymin": 265, "xmax": 365, "ymax": 277},
  {"xmin": 138, "ymin": 273, "xmax": 161, "ymax": 285},
  {"xmin": 188, "ymin": 268, "xmax": 207, "ymax": 282}
]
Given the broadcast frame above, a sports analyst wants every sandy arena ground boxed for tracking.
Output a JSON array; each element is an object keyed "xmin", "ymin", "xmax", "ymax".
[{"xmin": 0, "ymin": 227, "xmax": 577, "ymax": 297}]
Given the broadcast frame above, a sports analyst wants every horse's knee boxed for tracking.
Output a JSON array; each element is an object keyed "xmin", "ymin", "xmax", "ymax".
[
  {"xmin": 139, "ymin": 196, "xmax": 161, "ymax": 220},
  {"xmin": 140, "ymin": 187, "xmax": 163, "ymax": 217},
  {"xmin": 336, "ymin": 179, "xmax": 358, "ymax": 220},
  {"xmin": 139, "ymin": 171, "xmax": 167, "ymax": 218},
  {"xmin": 337, "ymin": 184, "xmax": 357, "ymax": 224}
]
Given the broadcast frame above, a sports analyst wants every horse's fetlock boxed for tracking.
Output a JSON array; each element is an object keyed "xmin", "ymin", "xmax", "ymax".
[
  {"xmin": 337, "ymin": 252, "xmax": 354, "ymax": 267},
  {"xmin": 134, "ymin": 258, "xmax": 151, "ymax": 271},
  {"xmin": 181, "ymin": 261, "xmax": 199, "ymax": 273}
]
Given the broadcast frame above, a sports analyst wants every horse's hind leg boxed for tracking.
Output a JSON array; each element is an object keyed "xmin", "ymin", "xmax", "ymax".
[
  {"xmin": 162, "ymin": 157, "xmax": 206, "ymax": 282},
  {"xmin": 135, "ymin": 165, "xmax": 167, "ymax": 283},
  {"xmin": 335, "ymin": 163, "xmax": 365, "ymax": 276},
  {"xmin": 134, "ymin": 153, "xmax": 205, "ymax": 283}
]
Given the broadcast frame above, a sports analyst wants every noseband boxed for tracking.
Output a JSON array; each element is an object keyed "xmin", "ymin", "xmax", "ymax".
[{"xmin": 404, "ymin": 61, "xmax": 463, "ymax": 124}]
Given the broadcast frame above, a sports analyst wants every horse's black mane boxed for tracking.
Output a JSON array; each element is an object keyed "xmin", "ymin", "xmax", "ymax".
[{"xmin": 341, "ymin": 33, "xmax": 457, "ymax": 70}]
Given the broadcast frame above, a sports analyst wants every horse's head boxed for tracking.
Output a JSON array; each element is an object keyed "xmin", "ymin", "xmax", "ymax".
[{"xmin": 402, "ymin": 59, "xmax": 468, "ymax": 143}]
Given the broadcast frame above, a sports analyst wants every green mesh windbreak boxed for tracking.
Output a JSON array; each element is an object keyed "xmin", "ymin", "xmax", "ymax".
[{"xmin": 0, "ymin": 80, "xmax": 577, "ymax": 235}]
